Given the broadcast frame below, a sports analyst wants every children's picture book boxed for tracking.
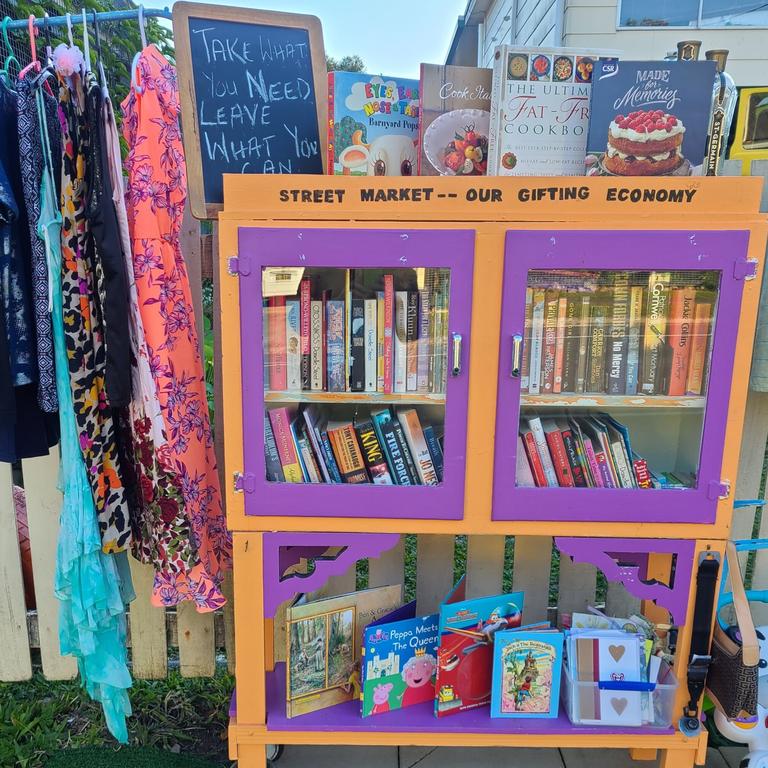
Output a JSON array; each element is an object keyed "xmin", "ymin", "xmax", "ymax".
[
  {"xmin": 285, "ymin": 584, "xmax": 402, "ymax": 718},
  {"xmin": 361, "ymin": 607, "xmax": 439, "ymax": 717},
  {"xmin": 586, "ymin": 59, "xmax": 717, "ymax": 177},
  {"xmin": 491, "ymin": 630, "xmax": 564, "ymax": 718},
  {"xmin": 328, "ymin": 72, "xmax": 420, "ymax": 176},
  {"xmin": 488, "ymin": 46, "xmax": 614, "ymax": 176},
  {"xmin": 435, "ymin": 586, "xmax": 524, "ymax": 717},
  {"xmin": 419, "ymin": 63, "xmax": 492, "ymax": 176}
]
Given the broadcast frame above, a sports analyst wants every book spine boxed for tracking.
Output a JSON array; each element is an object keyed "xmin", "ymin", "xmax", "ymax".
[
  {"xmin": 521, "ymin": 429, "xmax": 547, "ymax": 487},
  {"xmin": 303, "ymin": 410, "xmax": 331, "ymax": 483},
  {"xmin": 345, "ymin": 268, "xmax": 351, "ymax": 391},
  {"xmin": 561, "ymin": 427, "xmax": 587, "ymax": 487},
  {"xmin": 398, "ymin": 409, "xmax": 439, "ymax": 485},
  {"xmin": 581, "ymin": 437, "xmax": 604, "ymax": 488},
  {"xmin": 297, "ymin": 432, "xmax": 321, "ymax": 483},
  {"xmin": 633, "ymin": 457, "xmax": 653, "ymax": 489},
  {"xmin": 268, "ymin": 408, "xmax": 303, "ymax": 482},
  {"xmin": 561, "ymin": 291, "xmax": 579, "ymax": 393},
  {"xmin": 606, "ymin": 274, "xmax": 629, "ymax": 395},
  {"xmin": 595, "ymin": 451, "xmax": 616, "ymax": 488},
  {"xmin": 310, "ymin": 300, "xmax": 323, "ymax": 391},
  {"xmin": 350, "ymin": 298, "xmax": 366, "ymax": 392},
  {"xmin": 326, "ymin": 300, "xmax": 345, "ymax": 392},
  {"xmin": 487, "ymin": 45, "xmax": 504, "ymax": 174},
  {"xmin": 521, "ymin": 287, "xmax": 533, "ymax": 393},
  {"xmin": 394, "ymin": 291, "xmax": 408, "ymax": 393},
  {"xmin": 319, "ymin": 430, "xmax": 343, "ymax": 483},
  {"xmin": 433, "ymin": 272, "xmax": 449, "ymax": 394},
  {"xmin": 321, "ymin": 290, "xmax": 329, "ymax": 391},
  {"xmin": 529, "ymin": 289, "xmax": 545, "ymax": 395},
  {"xmin": 611, "ymin": 441, "xmax": 634, "ymax": 488},
  {"xmin": 285, "ymin": 299, "xmax": 301, "ymax": 391},
  {"xmin": 585, "ymin": 299, "xmax": 608, "ymax": 393},
  {"xmin": 542, "ymin": 290, "xmax": 559, "ymax": 393},
  {"xmin": 667, "ymin": 288, "xmax": 697, "ymax": 397},
  {"xmin": 625, "ymin": 286, "xmax": 644, "ymax": 396},
  {"xmin": 406, "ymin": 291, "xmax": 419, "ymax": 391},
  {"xmin": 544, "ymin": 425, "xmax": 574, "ymax": 487},
  {"xmin": 423, "ymin": 425, "xmax": 444, "ymax": 483},
  {"xmin": 376, "ymin": 416, "xmax": 415, "ymax": 485},
  {"xmin": 300, "ymin": 279, "xmax": 311, "ymax": 389},
  {"xmin": 515, "ymin": 434, "xmax": 536, "ymax": 487},
  {"xmin": 527, "ymin": 417, "xmax": 558, "ymax": 487},
  {"xmin": 640, "ymin": 272, "xmax": 671, "ymax": 394},
  {"xmin": 391, "ymin": 417, "xmax": 419, "ymax": 483},
  {"xmin": 356, "ymin": 421, "xmax": 394, "ymax": 485},
  {"xmin": 268, "ymin": 296, "xmax": 287, "ymax": 391},
  {"xmin": 364, "ymin": 298, "xmax": 378, "ymax": 392},
  {"xmin": 327, "ymin": 71, "xmax": 335, "ymax": 174},
  {"xmin": 685, "ymin": 299, "xmax": 713, "ymax": 395},
  {"xmin": 575, "ymin": 294, "xmax": 591, "ymax": 393},
  {"xmin": 262, "ymin": 301, "xmax": 269, "ymax": 389},
  {"xmin": 553, "ymin": 295, "xmax": 568, "ymax": 394},
  {"xmin": 329, "ymin": 425, "xmax": 368, "ymax": 483},
  {"xmin": 417, "ymin": 289, "xmax": 431, "ymax": 393},
  {"xmin": 383, "ymin": 275, "xmax": 394, "ymax": 394},
  {"xmin": 264, "ymin": 414, "xmax": 285, "ymax": 482},
  {"xmin": 377, "ymin": 291, "xmax": 385, "ymax": 392}
]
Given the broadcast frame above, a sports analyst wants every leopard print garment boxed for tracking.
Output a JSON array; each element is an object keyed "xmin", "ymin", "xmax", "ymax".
[{"xmin": 58, "ymin": 73, "xmax": 131, "ymax": 553}]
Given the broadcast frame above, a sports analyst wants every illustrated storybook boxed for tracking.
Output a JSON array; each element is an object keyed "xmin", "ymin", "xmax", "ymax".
[
  {"xmin": 491, "ymin": 630, "xmax": 564, "ymax": 718},
  {"xmin": 285, "ymin": 584, "xmax": 403, "ymax": 718},
  {"xmin": 436, "ymin": 583, "xmax": 525, "ymax": 717},
  {"xmin": 361, "ymin": 605, "xmax": 439, "ymax": 717}
]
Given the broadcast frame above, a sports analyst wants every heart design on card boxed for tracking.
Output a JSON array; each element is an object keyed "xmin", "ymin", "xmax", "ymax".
[
  {"xmin": 608, "ymin": 644, "xmax": 625, "ymax": 662},
  {"xmin": 611, "ymin": 697, "xmax": 628, "ymax": 716}
]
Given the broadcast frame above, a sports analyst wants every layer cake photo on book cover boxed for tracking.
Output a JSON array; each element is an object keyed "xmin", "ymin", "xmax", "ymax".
[{"xmin": 586, "ymin": 59, "xmax": 717, "ymax": 176}]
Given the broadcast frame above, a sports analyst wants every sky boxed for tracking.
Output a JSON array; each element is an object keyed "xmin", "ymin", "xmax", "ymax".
[{"xmin": 166, "ymin": 0, "xmax": 468, "ymax": 79}]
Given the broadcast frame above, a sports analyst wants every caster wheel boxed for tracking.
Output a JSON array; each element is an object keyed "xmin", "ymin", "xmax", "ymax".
[{"xmin": 266, "ymin": 744, "xmax": 284, "ymax": 763}]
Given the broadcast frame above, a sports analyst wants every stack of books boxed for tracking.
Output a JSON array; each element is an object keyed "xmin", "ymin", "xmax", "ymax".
[
  {"xmin": 521, "ymin": 271, "xmax": 716, "ymax": 397},
  {"xmin": 263, "ymin": 269, "xmax": 450, "ymax": 396},
  {"xmin": 517, "ymin": 413, "xmax": 693, "ymax": 490},
  {"xmin": 265, "ymin": 405, "xmax": 444, "ymax": 485}
]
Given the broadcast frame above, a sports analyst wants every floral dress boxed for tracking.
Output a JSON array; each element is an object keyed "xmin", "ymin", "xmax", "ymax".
[{"xmin": 122, "ymin": 45, "xmax": 230, "ymax": 611}]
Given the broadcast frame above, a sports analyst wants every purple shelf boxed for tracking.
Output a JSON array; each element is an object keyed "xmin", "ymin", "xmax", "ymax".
[{"xmin": 250, "ymin": 664, "xmax": 673, "ymax": 736}]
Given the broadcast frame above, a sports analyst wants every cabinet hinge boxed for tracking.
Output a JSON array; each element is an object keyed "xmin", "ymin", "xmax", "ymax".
[
  {"xmin": 707, "ymin": 480, "xmax": 730, "ymax": 500},
  {"xmin": 734, "ymin": 258, "xmax": 758, "ymax": 281},
  {"xmin": 233, "ymin": 472, "xmax": 256, "ymax": 494},
  {"xmin": 228, "ymin": 254, "xmax": 251, "ymax": 277}
]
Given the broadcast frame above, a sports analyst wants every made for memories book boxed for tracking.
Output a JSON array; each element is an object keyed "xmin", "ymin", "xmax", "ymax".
[
  {"xmin": 488, "ymin": 46, "xmax": 615, "ymax": 176},
  {"xmin": 436, "ymin": 582, "xmax": 524, "ymax": 717},
  {"xmin": 361, "ymin": 605, "xmax": 439, "ymax": 717},
  {"xmin": 586, "ymin": 59, "xmax": 717, "ymax": 177},
  {"xmin": 418, "ymin": 63, "xmax": 492, "ymax": 176},
  {"xmin": 285, "ymin": 584, "xmax": 402, "ymax": 718},
  {"xmin": 491, "ymin": 630, "xmax": 563, "ymax": 718},
  {"xmin": 328, "ymin": 72, "xmax": 420, "ymax": 176}
]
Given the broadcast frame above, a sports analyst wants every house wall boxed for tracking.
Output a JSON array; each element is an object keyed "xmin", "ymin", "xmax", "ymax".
[{"xmin": 562, "ymin": 0, "xmax": 768, "ymax": 86}]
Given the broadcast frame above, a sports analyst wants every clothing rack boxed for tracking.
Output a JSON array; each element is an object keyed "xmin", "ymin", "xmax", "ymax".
[{"xmin": 3, "ymin": 7, "xmax": 171, "ymax": 31}]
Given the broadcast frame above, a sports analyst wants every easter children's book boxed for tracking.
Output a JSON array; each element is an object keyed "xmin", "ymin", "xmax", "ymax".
[
  {"xmin": 435, "ymin": 586, "xmax": 525, "ymax": 717},
  {"xmin": 328, "ymin": 71, "xmax": 420, "ymax": 176},
  {"xmin": 491, "ymin": 630, "xmax": 563, "ymax": 718},
  {"xmin": 285, "ymin": 584, "xmax": 403, "ymax": 718},
  {"xmin": 361, "ymin": 605, "xmax": 439, "ymax": 717}
]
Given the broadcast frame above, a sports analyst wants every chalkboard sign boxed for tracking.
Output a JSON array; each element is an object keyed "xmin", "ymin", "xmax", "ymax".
[{"xmin": 173, "ymin": 2, "xmax": 327, "ymax": 219}]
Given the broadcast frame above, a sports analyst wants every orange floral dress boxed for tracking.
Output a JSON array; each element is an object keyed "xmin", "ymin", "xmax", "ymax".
[{"xmin": 122, "ymin": 45, "xmax": 231, "ymax": 611}]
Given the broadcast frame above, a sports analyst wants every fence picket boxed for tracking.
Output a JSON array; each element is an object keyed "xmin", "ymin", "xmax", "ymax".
[
  {"xmin": 465, "ymin": 535, "xmax": 505, "ymax": 598},
  {"xmin": 511, "ymin": 536, "xmax": 552, "ymax": 622},
  {"xmin": 127, "ymin": 559, "xmax": 168, "ymax": 679},
  {"xmin": 416, "ymin": 535, "xmax": 455, "ymax": 614},
  {"xmin": 0, "ymin": 463, "xmax": 32, "ymax": 680},
  {"xmin": 177, "ymin": 602, "xmax": 216, "ymax": 677},
  {"xmin": 558, "ymin": 551, "xmax": 597, "ymax": 620},
  {"xmin": 222, "ymin": 572, "xmax": 236, "ymax": 674},
  {"xmin": 21, "ymin": 451, "xmax": 77, "ymax": 680},
  {"xmin": 368, "ymin": 535, "xmax": 405, "ymax": 588}
]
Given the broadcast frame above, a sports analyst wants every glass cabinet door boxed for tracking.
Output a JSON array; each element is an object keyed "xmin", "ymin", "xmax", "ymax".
[
  {"xmin": 493, "ymin": 229, "xmax": 753, "ymax": 524},
  {"xmin": 237, "ymin": 227, "xmax": 474, "ymax": 520}
]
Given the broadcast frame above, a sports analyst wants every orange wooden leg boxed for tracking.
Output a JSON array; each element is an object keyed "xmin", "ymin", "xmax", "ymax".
[
  {"xmin": 629, "ymin": 748, "xmax": 658, "ymax": 761},
  {"xmin": 237, "ymin": 743, "xmax": 267, "ymax": 768},
  {"xmin": 659, "ymin": 748, "xmax": 697, "ymax": 768}
]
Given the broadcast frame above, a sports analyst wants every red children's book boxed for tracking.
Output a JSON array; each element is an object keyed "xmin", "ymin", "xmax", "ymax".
[
  {"xmin": 542, "ymin": 418, "xmax": 574, "ymax": 487},
  {"xmin": 267, "ymin": 296, "xmax": 287, "ymax": 391},
  {"xmin": 519, "ymin": 426, "xmax": 547, "ymax": 487},
  {"xmin": 383, "ymin": 274, "xmax": 394, "ymax": 394}
]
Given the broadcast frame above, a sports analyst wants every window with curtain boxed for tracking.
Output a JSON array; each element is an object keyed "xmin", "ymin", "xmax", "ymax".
[{"xmin": 618, "ymin": 0, "xmax": 768, "ymax": 27}]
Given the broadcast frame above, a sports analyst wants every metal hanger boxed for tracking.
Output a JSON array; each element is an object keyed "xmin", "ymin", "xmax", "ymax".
[
  {"xmin": 19, "ymin": 15, "xmax": 40, "ymax": 78},
  {"xmin": 65, "ymin": 13, "xmax": 73, "ymax": 47},
  {"xmin": 138, "ymin": 5, "xmax": 147, "ymax": 49},
  {"xmin": 81, "ymin": 8, "xmax": 90, "ymax": 72},
  {"xmin": 93, "ymin": 11, "xmax": 107, "ymax": 90},
  {"xmin": 0, "ymin": 16, "xmax": 21, "ymax": 80}
]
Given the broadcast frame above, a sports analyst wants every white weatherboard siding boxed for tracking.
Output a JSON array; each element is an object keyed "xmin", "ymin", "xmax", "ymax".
[
  {"xmin": 562, "ymin": 0, "xmax": 768, "ymax": 85},
  {"xmin": 480, "ymin": 0, "xmax": 560, "ymax": 67}
]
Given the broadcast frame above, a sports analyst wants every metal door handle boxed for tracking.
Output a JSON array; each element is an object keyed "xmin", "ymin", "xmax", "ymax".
[
  {"xmin": 511, "ymin": 334, "xmax": 523, "ymax": 378},
  {"xmin": 451, "ymin": 333, "xmax": 462, "ymax": 376}
]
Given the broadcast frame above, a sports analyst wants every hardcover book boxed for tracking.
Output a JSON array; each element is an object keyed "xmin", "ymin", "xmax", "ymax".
[
  {"xmin": 328, "ymin": 72, "xmax": 420, "ymax": 176},
  {"xmin": 686, "ymin": 297, "xmax": 714, "ymax": 395},
  {"xmin": 394, "ymin": 291, "xmax": 408, "ymax": 393},
  {"xmin": 406, "ymin": 292, "xmax": 419, "ymax": 391},
  {"xmin": 488, "ymin": 46, "xmax": 610, "ymax": 176},
  {"xmin": 364, "ymin": 298, "xmax": 378, "ymax": 392},
  {"xmin": 586, "ymin": 59, "xmax": 717, "ymax": 176},
  {"xmin": 300, "ymin": 279, "xmax": 311, "ymax": 389},
  {"xmin": 310, "ymin": 300, "xmax": 323, "ymax": 391},
  {"xmin": 350, "ymin": 299, "xmax": 366, "ymax": 392},
  {"xmin": 606, "ymin": 274, "xmax": 629, "ymax": 395},
  {"xmin": 268, "ymin": 408, "xmax": 303, "ymax": 483},
  {"xmin": 398, "ymin": 409, "xmax": 439, "ymax": 485},
  {"xmin": 285, "ymin": 299, "xmax": 301, "ymax": 392},
  {"xmin": 667, "ymin": 287, "xmax": 697, "ymax": 396},
  {"xmin": 286, "ymin": 584, "xmax": 403, "ymax": 718},
  {"xmin": 640, "ymin": 272, "xmax": 671, "ymax": 394},
  {"xmin": 418, "ymin": 63, "xmax": 492, "ymax": 176},
  {"xmin": 417, "ymin": 289, "xmax": 431, "ymax": 392},
  {"xmin": 372, "ymin": 409, "xmax": 415, "ymax": 486},
  {"xmin": 383, "ymin": 275, "xmax": 394, "ymax": 393},
  {"xmin": 264, "ymin": 414, "xmax": 285, "ymax": 482},
  {"xmin": 328, "ymin": 422, "xmax": 368, "ymax": 484},
  {"xmin": 356, "ymin": 420, "xmax": 394, "ymax": 485},
  {"xmin": 491, "ymin": 630, "xmax": 563, "ymax": 718},
  {"xmin": 326, "ymin": 300, "xmax": 345, "ymax": 392}
]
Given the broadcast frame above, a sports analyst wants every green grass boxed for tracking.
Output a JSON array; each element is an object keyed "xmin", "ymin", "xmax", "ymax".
[
  {"xmin": 0, "ymin": 671, "xmax": 233, "ymax": 768},
  {"xmin": 44, "ymin": 746, "xmax": 222, "ymax": 768}
]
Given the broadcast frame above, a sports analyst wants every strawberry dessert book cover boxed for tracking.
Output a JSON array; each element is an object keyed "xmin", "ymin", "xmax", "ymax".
[{"xmin": 586, "ymin": 59, "xmax": 716, "ymax": 176}]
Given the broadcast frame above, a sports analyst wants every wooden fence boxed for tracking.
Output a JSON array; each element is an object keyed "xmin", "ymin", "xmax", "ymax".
[{"xmin": 2, "ymin": 161, "xmax": 767, "ymax": 683}]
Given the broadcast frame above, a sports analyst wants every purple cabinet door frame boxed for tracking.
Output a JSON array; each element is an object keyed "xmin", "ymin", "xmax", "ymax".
[
  {"xmin": 493, "ymin": 229, "xmax": 751, "ymax": 524},
  {"xmin": 238, "ymin": 227, "xmax": 475, "ymax": 520}
]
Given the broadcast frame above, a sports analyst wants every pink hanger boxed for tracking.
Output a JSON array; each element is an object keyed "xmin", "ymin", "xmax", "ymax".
[{"xmin": 18, "ymin": 15, "xmax": 40, "ymax": 78}]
